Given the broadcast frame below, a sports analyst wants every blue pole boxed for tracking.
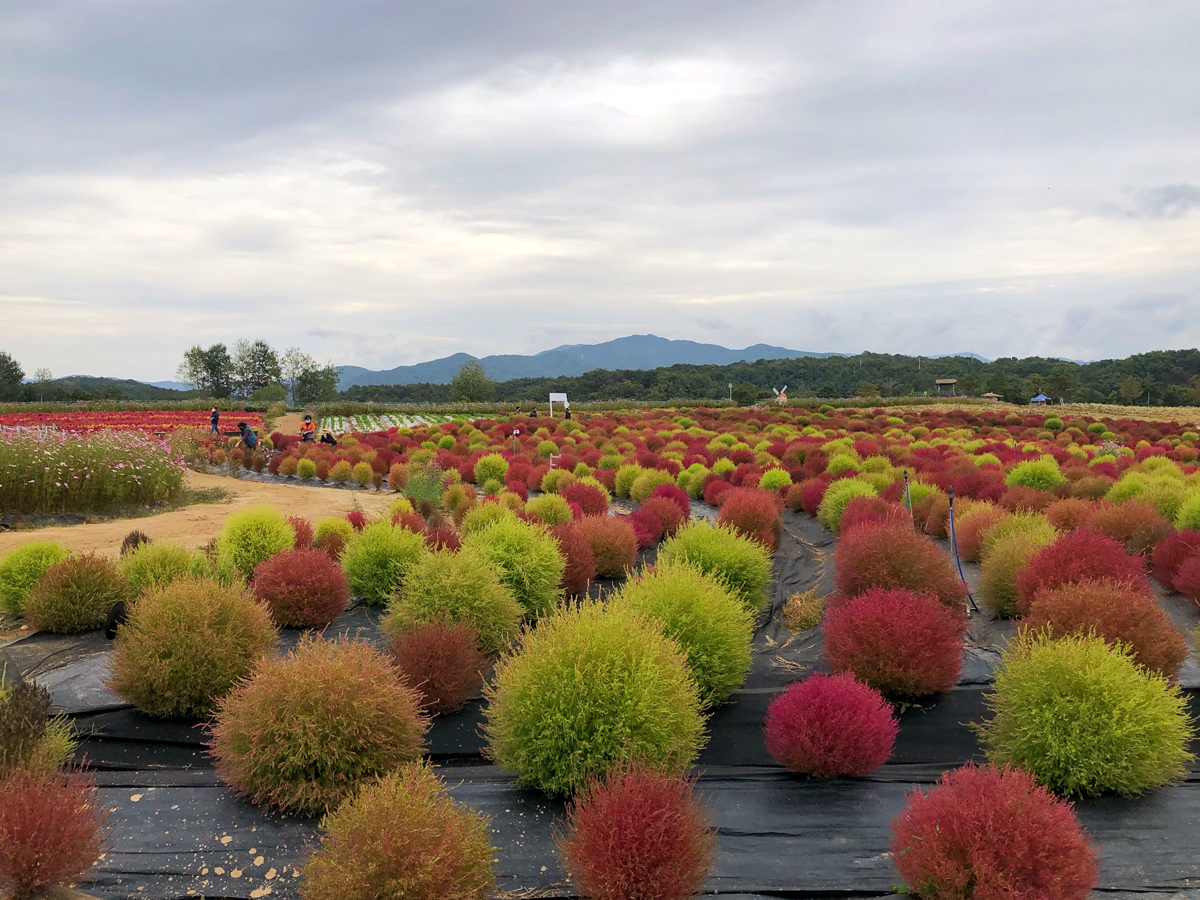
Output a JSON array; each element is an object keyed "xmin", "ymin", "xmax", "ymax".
[
  {"xmin": 947, "ymin": 486, "xmax": 979, "ymax": 614},
  {"xmin": 903, "ymin": 469, "xmax": 914, "ymax": 530}
]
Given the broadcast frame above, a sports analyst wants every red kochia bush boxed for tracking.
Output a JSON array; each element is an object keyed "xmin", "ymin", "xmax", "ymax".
[
  {"xmin": 1175, "ymin": 557, "xmax": 1200, "ymax": 604},
  {"xmin": 560, "ymin": 482, "xmax": 608, "ymax": 517},
  {"xmin": 838, "ymin": 496, "xmax": 905, "ymax": 534},
  {"xmin": 558, "ymin": 766, "xmax": 715, "ymax": 900},
  {"xmin": 424, "ymin": 525, "xmax": 462, "ymax": 552},
  {"xmin": 1024, "ymin": 579, "xmax": 1188, "ymax": 678},
  {"xmin": 575, "ymin": 516, "xmax": 639, "ymax": 579},
  {"xmin": 0, "ymin": 771, "xmax": 110, "ymax": 899},
  {"xmin": 763, "ymin": 673, "xmax": 897, "ymax": 777},
  {"xmin": 346, "ymin": 509, "xmax": 367, "ymax": 532},
  {"xmin": 890, "ymin": 763, "xmax": 1097, "ymax": 900},
  {"xmin": 551, "ymin": 521, "xmax": 598, "ymax": 596},
  {"xmin": 253, "ymin": 549, "xmax": 350, "ymax": 627},
  {"xmin": 1013, "ymin": 529, "xmax": 1148, "ymax": 617},
  {"xmin": 799, "ymin": 478, "xmax": 830, "ymax": 517},
  {"xmin": 650, "ymin": 483, "xmax": 691, "ymax": 520},
  {"xmin": 703, "ymin": 479, "xmax": 732, "ymax": 506},
  {"xmin": 834, "ymin": 521, "xmax": 968, "ymax": 610},
  {"xmin": 1044, "ymin": 499, "xmax": 1097, "ymax": 533},
  {"xmin": 955, "ymin": 507, "xmax": 1008, "ymax": 562},
  {"xmin": 287, "ymin": 516, "xmax": 315, "ymax": 549},
  {"xmin": 629, "ymin": 506, "xmax": 665, "ymax": 549},
  {"xmin": 1152, "ymin": 530, "xmax": 1200, "ymax": 588},
  {"xmin": 389, "ymin": 618, "xmax": 486, "ymax": 714},
  {"xmin": 823, "ymin": 588, "xmax": 965, "ymax": 698},
  {"xmin": 999, "ymin": 485, "xmax": 1057, "ymax": 513},
  {"xmin": 393, "ymin": 511, "xmax": 427, "ymax": 534},
  {"xmin": 1087, "ymin": 499, "xmax": 1172, "ymax": 556},
  {"xmin": 716, "ymin": 487, "xmax": 783, "ymax": 551},
  {"xmin": 641, "ymin": 496, "xmax": 687, "ymax": 538}
]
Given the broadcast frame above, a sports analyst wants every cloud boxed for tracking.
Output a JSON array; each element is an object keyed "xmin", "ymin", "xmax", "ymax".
[{"xmin": 0, "ymin": 0, "xmax": 1198, "ymax": 379}]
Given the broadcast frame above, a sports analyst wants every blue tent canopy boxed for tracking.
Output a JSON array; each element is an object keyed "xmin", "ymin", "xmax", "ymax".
[{"xmin": 1030, "ymin": 393, "xmax": 1050, "ymax": 403}]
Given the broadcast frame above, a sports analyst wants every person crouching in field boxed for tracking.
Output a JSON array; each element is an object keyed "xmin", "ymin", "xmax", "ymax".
[{"xmin": 237, "ymin": 422, "xmax": 259, "ymax": 452}]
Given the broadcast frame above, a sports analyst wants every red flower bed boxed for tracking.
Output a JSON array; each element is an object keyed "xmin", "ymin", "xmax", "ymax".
[{"xmin": 0, "ymin": 410, "xmax": 262, "ymax": 433}]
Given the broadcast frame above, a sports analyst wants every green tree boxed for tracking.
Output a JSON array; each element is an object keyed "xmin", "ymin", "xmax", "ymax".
[
  {"xmin": 1023, "ymin": 373, "xmax": 1046, "ymax": 399},
  {"xmin": 177, "ymin": 344, "xmax": 234, "ymax": 397},
  {"xmin": 958, "ymin": 374, "xmax": 980, "ymax": 397},
  {"xmin": 0, "ymin": 351, "xmax": 23, "ymax": 400},
  {"xmin": 817, "ymin": 380, "xmax": 838, "ymax": 398},
  {"xmin": 295, "ymin": 362, "xmax": 342, "ymax": 404},
  {"xmin": 731, "ymin": 381, "xmax": 759, "ymax": 406},
  {"xmin": 1047, "ymin": 363, "xmax": 1078, "ymax": 402},
  {"xmin": 856, "ymin": 382, "xmax": 880, "ymax": 398},
  {"xmin": 450, "ymin": 360, "xmax": 496, "ymax": 402},
  {"xmin": 1118, "ymin": 376, "xmax": 1143, "ymax": 403},
  {"xmin": 232, "ymin": 339, "xmax": 282, "ymax": 398}
]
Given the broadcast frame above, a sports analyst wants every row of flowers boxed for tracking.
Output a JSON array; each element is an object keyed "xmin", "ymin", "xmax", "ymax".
[{"xmin": 0, "ymin": 410, "xmax": 263, "ymax": 433}]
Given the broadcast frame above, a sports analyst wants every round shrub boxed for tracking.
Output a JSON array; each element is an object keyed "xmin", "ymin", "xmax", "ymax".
[
  {"xmin": 716, "ymin": 486, "xmax": 783, "ymax": 551},
  {"xmin": 1006, "ymin": 457, "xmax": 1067, "ymax": 491},
  {"xmin": 574, "ymin": 515, "xmax": 639, "ymax": 579},
  {"xmin": 557, "ymin": 766, "xmax": 715, "ymax": 900},
  {"xmin": 23, "ymin": 554, "xmax": 130, "ymax": 634},
  {"xmin": 382, "ymin": 547, "xmax": 523, "ymax": 655},
  {"xmin": 1176, "ymin": 556, "xmax": 1200, "ymax": 603},
  {"xmin": 120, "ymin": 541, "xmax": 196, "ymax": 595},
  {"xmin": 473, "ymin": 452, "xmax": 509, "ymax": 486},
  {"xmin": 119, "ymin": 529, "xmax": 151, "ymax": 557},
  {"xmin": 297, "ymin": 457, "xmax": 317, "ymax": 479},
  {"xmin": 0, "ymin": 542, "xmax": 70, "ymax": 615},
  {"xmin": 253, "ymin": 549, "xmax": 350, "ymax": 628},
  {"xmin": 216, "ymin": 506, "xmax": 295, "ymax": 577},
  {"xmin": 300, "ymin": 762, "xmax": 494, "ymax": 900},
  {"xmin": 1176, "ymin": 490, "xmax": 1200, "ymax": 530},
  {"xmin": 1025, "ymin": 579, "xmax": 1187, "ymax": 678},
  {"xmin": 0, "ymin": 680, "xmax": 76, "ymax": 779},
  {"xmin": 614, "ymin": 464, "xmax": 643, "ymax": 499},
  {"xmin": 1087, "ymin": 499, "xmax": 1172, "ymax": 555},
  {"xmin": 834, "ymin": 520, "xmax": 967, "ymax": 610},
  {"xmin": 212, "ymin": 637, "xmax": 428, "ymax": 814},
  {"xmin": 484, "ymin": 602, "xmax": 705, "ymax": 797},
  {"xmin": 824, "ymin": 588, "xmax": 965, "ymax": 699},
  {"xmin": 330, "ymin": 460, "xmax": 353, "ymax": 484},
  {"xmin": 980, "ymin": 511, "xmax": 1057, "ymax": 560},
  {"xmin": 107, "ymin": 576, "xmax": 276, "ymax": 717},
  {"xmin": 1151, "ymin": 530, "xmax": 1200, "ymax": 588},
  {"xmin": 763, "ymin": 673, "xmax": 897, "ymax": 777},
  {"xmin": 459, "ymin": 502, "xmax": 515, "ymax": 536},
  {"xmin": 658, "ymin": 520, "xmax": 772, "ymax": 611},
  {"xmin": 525, "ymin": 493, "xmax": 573, "ymax": 526},
  {"xmin": 1045, "ymin": 498, "xmax": 1096, "ymax": 532},
  {"xmin": 979, "ymin": 530, "xmax": 1057, "ymax": 618},
  {"xmin": 890, "ymin": 763, "xmax": 1097, "ymax": 900},
  {"xmin": 630, "ymin": 468, "xmax": 676, "ymax": 504},
  {"xmin": 351, "ymin": 461, "xmax": 374, "ymax": 486},
  {"xmin": 551, "ymin": 521, "xmax": 597, "ymax": 596},
  {"xmin": 758, "ymin": 468, "xmax": 792, "ymax": 492},
  {"xmin": 642, "ymin": 495, "xmax": 687, "ymax": 538},
  {"xmin": 313, "ymin": 515, "xmax": 355, "ymax": 547},
  {"xmin": 629, "ymin": 505, "xmax": 664, "ymax": 549},
  {"xmin": 340, "ymin": 522, "xmax": 426, "ymax": 605},
  {"xmin": 390, "ymin": 618, "xmax": 487, "ymax": 715},
  {"xmin": 650, "ymin": 482, "xmax": 691, "ymax": 520},
  {"xmin": 560, "ymin": 480, "xmax": 609, "ymax": 517},
  {"xmin": 980, "ymin": 632, "xmax": 1193, "ymax": 796},
  {"xmin": 816, "ymin": 478, "xmax": 878, "ymax": 534},
  {"xmin": 462, "ymin": 517, "xmax": 565, "ymax": 618},
  {"xmin": 0, "ymin": 770, "xmax": 111, "ymax": 900},
  {"xmin": 955, "ymin": 505, "xmax": 1009, "ymax": 562},
  {"xmin": 611, "ymin": 561, "xmax": 753, "ymax": 705},
  {"xmin": 1014, "ymin": 528, "xmax": 1148, "ymax": 617}
]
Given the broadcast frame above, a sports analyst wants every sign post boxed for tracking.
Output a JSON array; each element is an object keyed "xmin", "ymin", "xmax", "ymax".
[{"xmin": 548, "ymin": 392, "xmax": 568, "ymax": 417}]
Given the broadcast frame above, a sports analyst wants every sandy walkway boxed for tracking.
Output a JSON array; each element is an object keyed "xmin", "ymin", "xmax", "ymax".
[{"xmin": 0, "ymin": 471, "xmax": 398, "ymax": 557}]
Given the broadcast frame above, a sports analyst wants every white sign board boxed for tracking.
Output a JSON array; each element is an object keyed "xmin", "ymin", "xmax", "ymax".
[{"xmin": 548, "ymin": 392, "xmax": 569, "ymax": 416}]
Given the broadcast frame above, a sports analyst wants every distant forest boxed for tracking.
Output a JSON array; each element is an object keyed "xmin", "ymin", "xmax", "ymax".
[{"xmin": 342, "ymin": 348, "xmax": 1200, "ymax": 407}]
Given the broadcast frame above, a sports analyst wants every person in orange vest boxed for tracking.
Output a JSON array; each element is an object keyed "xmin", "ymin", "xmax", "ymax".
[{"xmin": 300, "ymin": 415, "xmax": 316, "ymax": 442}]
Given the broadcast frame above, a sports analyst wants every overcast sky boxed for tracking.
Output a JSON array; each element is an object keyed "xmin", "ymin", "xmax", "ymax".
[{"xmin": 2, "ymin": 0, "xmax": 1198, "ymax": 381}]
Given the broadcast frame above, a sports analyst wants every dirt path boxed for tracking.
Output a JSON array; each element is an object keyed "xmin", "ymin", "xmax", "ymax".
[
  {"xmin": 271, "ymin": 412, "xmax": 307, "ymax": 437},
  {"xmin": 0, "ymin": 471, "xmax": 398, "ymax": 557}
]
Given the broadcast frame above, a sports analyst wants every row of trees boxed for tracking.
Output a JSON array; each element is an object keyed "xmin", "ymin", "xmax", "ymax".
[
  {"xmin": 176, "ymin": 341, "xmax": 340, "ymax": 404},
  {"xmin": 342, "ymin": 349, "xmax": 1200, "ymax": 407}
]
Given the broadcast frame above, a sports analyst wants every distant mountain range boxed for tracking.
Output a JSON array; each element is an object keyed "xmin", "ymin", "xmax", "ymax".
[{"xmin": 340, "ymin": 335, "xmax": 852, "ymax": 389}]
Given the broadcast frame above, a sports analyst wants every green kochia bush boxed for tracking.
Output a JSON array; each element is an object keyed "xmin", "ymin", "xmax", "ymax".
[
  {"xmin": 758, "ymin": 468, "xmax": 792, "ymax": 492},
  {"xmin": 23, "ymin": 554, "xmax": 131, "ymax": 633},
  {"xmin": 816, "ymin": 479, "xmax": 877, "ymax": 534},
  {"xmin": 382, "ymin": 547, "xmax": 524, "ymax": 655},
  {"xmin": 657, "ymin": 520, "xmax": 773, "ymax": 612},
  {"xmin": 611, "ymin": 561, "xmax": 754, "ymax": 705},
  {"xmin": 473, "ymin": 453, "xmax": 509, "ymax": 486},
  {"xmin": 107, "ymin": 576, "xmax": 276, "ymax": 717},
  {"xmin": 485, "ymin": 602, "xmax": 706, "ymax": 797},
  {"xmin": 462, "ymin": 518, "xmax": 565, "ymax": 618},
  {"xmin": 217, "ymin": 506, "xmax": 295, "ymax": 577},
  {"xmin": 979, "ymin": 632, "xmax": 1193, "ymax": 797},
  {"xmin": 341, "ymin": 522, "xmax": 426, "ymax": 604},
  {"xmin": 0, "ymin": 541, "xmax": 70, "ymax": 615},
  {"xmin": 120, "ymin": 542, "xmax": 197, "ymax": 595},
  {"xmin": 1005, "ymin": 458, "xmax": 1066, "ymax": 492}
]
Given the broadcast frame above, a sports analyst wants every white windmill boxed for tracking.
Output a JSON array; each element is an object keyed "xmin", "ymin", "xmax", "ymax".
[{"xmin": 772, "ymin": 385, "xmax": 788, "ymax": 406}]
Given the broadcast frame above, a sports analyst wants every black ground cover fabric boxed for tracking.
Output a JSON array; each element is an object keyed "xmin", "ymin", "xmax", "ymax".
[{"xmin": 78, "ymin": 763, "xmax": 1200, "ymax": 899}]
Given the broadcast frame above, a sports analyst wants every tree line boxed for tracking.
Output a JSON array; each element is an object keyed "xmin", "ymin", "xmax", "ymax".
[
  {"xmin": 176, "ymin": 340, "xmax": 341, "ymax": 404},
  {"xmin": 342, "ymin": 348, "xmax": 1200, "ymax": 406}
]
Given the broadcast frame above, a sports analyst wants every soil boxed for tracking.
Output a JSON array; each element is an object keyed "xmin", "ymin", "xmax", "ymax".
[
  {"xmin": 269, "ymin": 412, "xmax": 307, "ymax": 436},
  {"xmin": 0, "ymin": 471, "xmax": 398, "ymax": 557}
]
